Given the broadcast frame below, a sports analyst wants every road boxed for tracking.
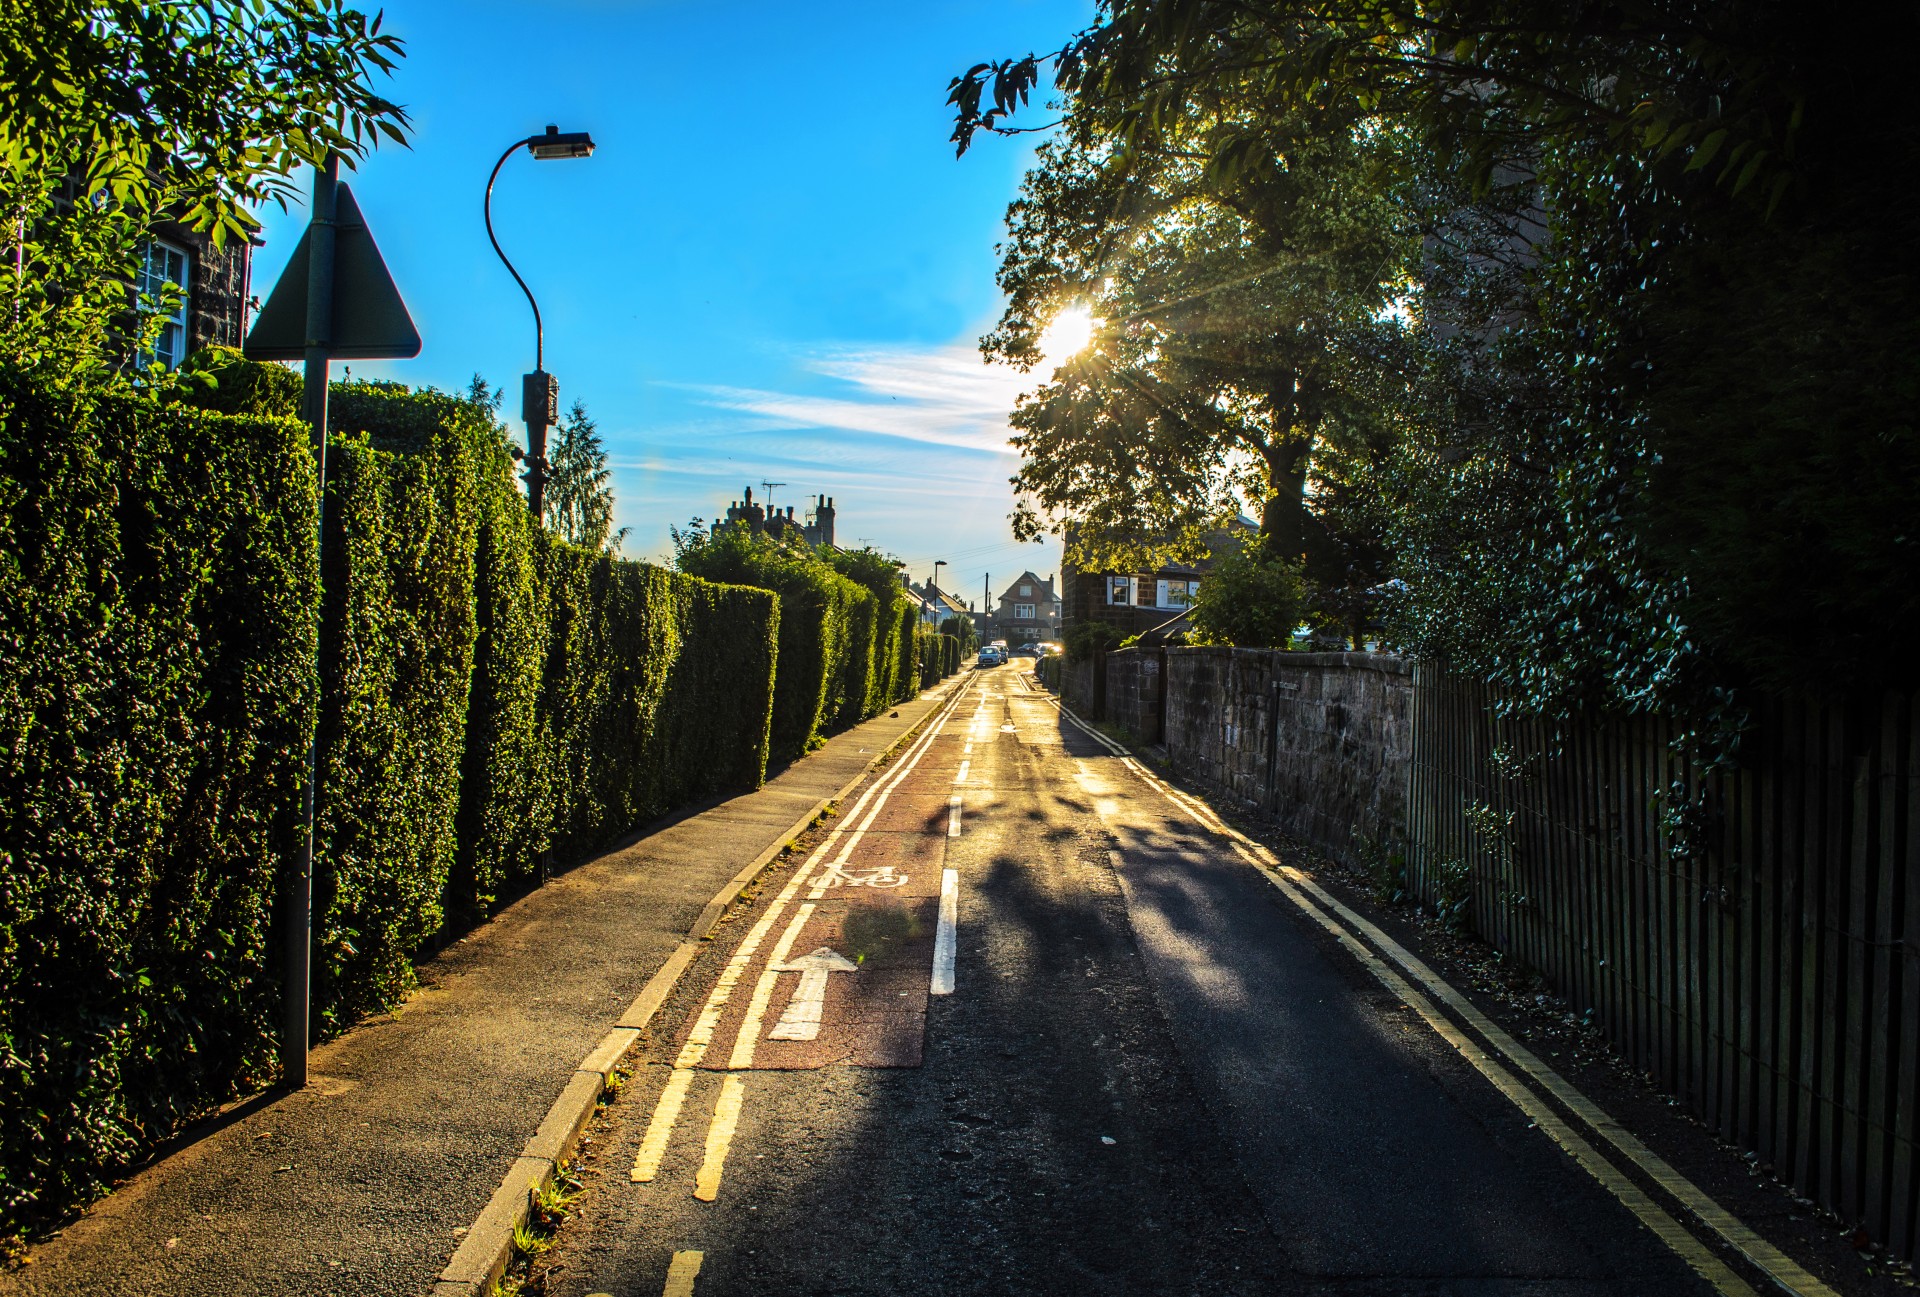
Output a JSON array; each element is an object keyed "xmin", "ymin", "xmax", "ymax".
[{"xmin": 530, "ymin": 661, "xmax": 1752, "ymax": 1297}]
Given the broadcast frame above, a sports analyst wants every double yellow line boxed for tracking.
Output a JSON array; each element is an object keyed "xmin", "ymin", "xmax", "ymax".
[{"xmin": 1053, "ymin": 700, "xmax": 1835, "ymax": 1297}]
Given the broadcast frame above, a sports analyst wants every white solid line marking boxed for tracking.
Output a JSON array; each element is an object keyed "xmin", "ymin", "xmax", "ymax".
[
  {"xmin": 728, "ymin": 903, "xmax": 815, "ymax": 1069},
  {"xmin": 931, "ymin": 869, "xmax": 958, "ymax": 995},
  {"xmin": 662, "ymin": 1249, "xmax": 704, "ymax": 1296},
  {"xmin": 955, "ymin": 759, "xmax": 970, "ymax": 784},
  {"xmin": 947, "ymin": 794, "xmax": 962, "ymax": 837}
]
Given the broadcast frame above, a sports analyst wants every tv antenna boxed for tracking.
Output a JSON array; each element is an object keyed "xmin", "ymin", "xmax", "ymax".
[{"xmin": 759, "ymin": 480, "xmax": 787, "ymax": 511}]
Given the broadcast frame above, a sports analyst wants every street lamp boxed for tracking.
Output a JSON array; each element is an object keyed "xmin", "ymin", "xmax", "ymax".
[
  {"xmin": 933, "ymin": 560, "xmax": 947, "ymax": 597},
  {"xmin": 485, "ymin": 124, "xmax": 596, "ymax": 520}
]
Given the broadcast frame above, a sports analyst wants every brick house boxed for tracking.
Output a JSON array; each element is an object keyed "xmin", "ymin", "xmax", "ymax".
[
  {"xmin": 1060, "ymin": 517, "xmax": 1258, "ymax": 644},
  {"xmin": 993, "ymin": 572, "xmax": 1060, "ymax": 645}
]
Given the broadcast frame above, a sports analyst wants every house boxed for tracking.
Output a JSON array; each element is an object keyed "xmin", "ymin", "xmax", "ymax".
[
  {"xmin": 1061, "ymin": 561, "xmax": 1205, "ymax": 641},
  {"xmin": 722, "ymin": 487, "xmax": 837, "ymax": 548},
  {"xmin": 133, "ymin": 209, "xmax": 257, "ymax": 369},
  {"xmin": 993, "ymin": 572, "xmax": 1061, "ymax": 644},
  {"xmin": 1059, "ymin": 516, "xmax": 1256, "ymax": 643},
  {"xmin": 907, "ymin": 579, "xmax": 970, "ymax": 629}
]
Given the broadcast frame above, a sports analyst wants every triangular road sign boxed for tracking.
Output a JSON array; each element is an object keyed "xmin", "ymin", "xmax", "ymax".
[{"xmin": 243, "ymin": 182, "xmax": 421, "ymax": 361}]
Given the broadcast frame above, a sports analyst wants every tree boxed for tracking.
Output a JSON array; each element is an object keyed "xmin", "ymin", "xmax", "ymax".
[
  {"xmin": 954, "ymin": 0, "xmax": 1920, "ymax": 721},
  {"xmin": 544, "ymin": 400, "xmax": 626, "ymax": 553},
  {"xmin": 1, "ymin": 0, "xmax": 408, "ymax": 380},
  {"xmin": 982, "ymin": 52, "xmax": 1415, "ymax": 642}
]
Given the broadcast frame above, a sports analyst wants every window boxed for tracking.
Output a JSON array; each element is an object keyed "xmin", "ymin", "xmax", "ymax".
[
  {"xmin": 1019, "ymin": 584, "xmax": 1032, "ymax": 596},
  {"xmin": 1107, "ymin": 576, "xmax": 1132, "ymax": 605},
  {"xmin": 137, "ymin": 241, "xmax": 190, "ymax": 370},
  {"xmin": 1014, "ymin": 603, "xmax": 1035, "ymax": 619},
  {"xmin": 1158, "ymin": 579, "xmax": 1200, "ymax": 608}
]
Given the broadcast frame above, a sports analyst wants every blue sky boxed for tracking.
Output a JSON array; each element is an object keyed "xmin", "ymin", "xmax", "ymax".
[{"xmin": 250, "ymin": 0, "xmax": 1093, "ymax": 610}]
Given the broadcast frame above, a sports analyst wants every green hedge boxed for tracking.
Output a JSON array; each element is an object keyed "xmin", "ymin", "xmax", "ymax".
[
  {"xmin": 541, "ymin": 544, "xmax": 775, "ymax": 860},
  {"xmin": 914, "ymin": 628, "xmax": 963, "ymax": 688},
  {"xmin": 675, "ymin": 527, "xmax": 868, "ymax": 766},
  {"xmin": 824, "ymin": 548, "xmax": 920, "ymax": 711},
  {"xmin": 0, "ymin": 364, "xmax": 317, "ymax": 1234},
  {"xmin": 0, "ymin": 362, "xmax": 780, "ymax": 1237},
  {"xmin": 315, "ymin": 386, "xmax": 482, "ymax": 1029}
]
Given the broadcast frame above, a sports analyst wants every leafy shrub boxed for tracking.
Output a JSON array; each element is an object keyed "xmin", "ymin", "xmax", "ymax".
[
  {"xmin": 313, "ymin": 386, "xmax": 483, "ymax": 1029},
  {"xmin": 0, "ymin": 362, "xmax": 782, "ymax": 1238},
  {"xmin": 542, "ymin": 543, "xmax": 775, "ymax": 859},
  {"xmin": 1065, "ymin": 618, "xmax": 1122, "ymax": 662},
  {"xmin": 0, "ymin": 363, "xmax": 317, "ymax": 1235},
  {"xmin": 1187, "ymin": 546, "xmax": 1306, "ymax": 648},
  {"xmin": 825, "ymin": 547, "xmax": 919, "ymax": 710},
  {"xmin": 674, "ymin": 523, "xmax": 869, "ymax": 766}
]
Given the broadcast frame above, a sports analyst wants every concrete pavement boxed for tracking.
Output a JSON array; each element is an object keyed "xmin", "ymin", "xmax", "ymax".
[{"xmin": 0, "ymin": 684, "xmax": 957, "ymax": 1297}]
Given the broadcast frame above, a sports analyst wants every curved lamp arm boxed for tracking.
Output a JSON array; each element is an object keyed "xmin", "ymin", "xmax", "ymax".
[{"xmin": 484, "ymin": 135, "xmax": 545, "ymax": 371}]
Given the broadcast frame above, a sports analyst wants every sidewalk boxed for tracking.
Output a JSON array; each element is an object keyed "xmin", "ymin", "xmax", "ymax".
[{"xmin": 1, "ymin": 685, "xmax": 957, "ymax": 1297}]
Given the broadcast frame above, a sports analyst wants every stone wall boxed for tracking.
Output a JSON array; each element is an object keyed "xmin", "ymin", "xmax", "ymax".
[
  {"xmin": 1046, "ymin": 646, "xmax": 1412, "ymax": 864},
  {"xmin": 1158, "ymin": 649, "xmax": 1412, "ymax": 863},
  {"xmin": 1105, "ymin": 648, "xmax": 1163, "ymax": 744}
]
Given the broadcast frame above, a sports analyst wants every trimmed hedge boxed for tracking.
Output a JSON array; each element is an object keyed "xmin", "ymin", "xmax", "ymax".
[
  {"xmin": 914, "ymin": 627, "xmax": 964, "ymax": 688},
  {"xmin": 315, "ymin": 387, "xmax": 482, "ymax": 1029},
  {"xmin": 541, "ymin": 544, "xmax": 775, "ymax": 860},
  {"xmin": 0, "ymin": 364, "xmax": 317, "ymax": 1232},
  {"xmin": 824, "ymin": 548, "xmax": 920, "ymax": 713},
  {"xmin": 0, "ymin": 362, "xmax": 780, "ymax": 1237},
  {"xmin": 675, "ymin": 528, "xmax": 869, "ymax": 766}
]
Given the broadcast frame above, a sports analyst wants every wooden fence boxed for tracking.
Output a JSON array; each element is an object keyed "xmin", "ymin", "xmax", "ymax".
[{"xmin": 1407, "ymin": 664, "xmax": 1919, "ymax": 1260}]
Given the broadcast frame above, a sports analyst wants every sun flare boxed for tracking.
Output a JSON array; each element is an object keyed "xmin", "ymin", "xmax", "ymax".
[{"xmin": 1039, "ymin": 305, "xmax": 1097, "ymax": 367}]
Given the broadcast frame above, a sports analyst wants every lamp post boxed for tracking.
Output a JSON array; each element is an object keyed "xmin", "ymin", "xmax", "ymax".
[{"xmin": 484, "ymin": 124, "xmax": 595, "ymax": 520}]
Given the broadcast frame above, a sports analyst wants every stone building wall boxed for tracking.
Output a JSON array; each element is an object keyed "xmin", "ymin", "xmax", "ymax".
[{"xmin": 153, "ymin": 219, "xmax": 250, "ymax": 353}]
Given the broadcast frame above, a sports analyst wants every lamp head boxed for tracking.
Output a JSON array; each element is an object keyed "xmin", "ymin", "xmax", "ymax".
[{"xmin": 528, "ymin": 124, "xmax": 595, "ymax": 160}]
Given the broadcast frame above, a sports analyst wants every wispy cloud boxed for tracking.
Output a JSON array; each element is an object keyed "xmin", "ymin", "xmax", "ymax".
[{"xmin": 679, "ymin": 342, "xmax": 1040, "ymax": 455}]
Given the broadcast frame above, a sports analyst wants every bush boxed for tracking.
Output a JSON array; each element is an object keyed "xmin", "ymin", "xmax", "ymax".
[
  {"xmin": 825, "ymin": 547, "xmax": 919, "ymax": 709},
  {"xmin": 1066, "ymin": 618, "xmax": 1123, "ymax": 662},
  {"xmin": 0, "ymin": 362, "xmax": 783, "ymax": 1238},
  {"xmin": 0, "ymin": 364, "xmax": 317, "ymax": 1235},
  {"xmin": 315, "ymin": 385, "xmax": 483, "ymax": 1028},
  {"xmin": 674, "ymin": 523, "xmax": 869, "ymax": 766},
  {"xmin": 330, "ymin": 384, "xmax": 545, "ymax": 922},
  {"xmin": 541, "ymin": 544, "xmax": 775, "ymax": 860},
  {"xmin": 1187, "ymin": 546, "xmax": 1307, "ymax": 648}
]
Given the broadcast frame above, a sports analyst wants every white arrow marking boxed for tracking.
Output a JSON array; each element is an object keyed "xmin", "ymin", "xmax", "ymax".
[{"xmin": 767, "ymin": 947, "xmax": 859, "ymax": 1041}]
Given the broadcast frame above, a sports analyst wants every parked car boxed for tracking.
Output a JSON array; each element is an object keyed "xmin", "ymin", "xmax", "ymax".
[
  {"xmin": 977, "ymin": 647, "xmax": 1003, "ymax": 666},
  {"xmin": 1013, "ymin": 642, "xmax": 1039, "ymax": 657}
]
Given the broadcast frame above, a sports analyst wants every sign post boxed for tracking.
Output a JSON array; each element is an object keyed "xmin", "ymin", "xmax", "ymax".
[{"xmin": 245, "ymin": 158, "xmax": 420, "ymax": 1088}]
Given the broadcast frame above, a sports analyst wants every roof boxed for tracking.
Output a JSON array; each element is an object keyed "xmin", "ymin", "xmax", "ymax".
[{"xmin": 996, "ymin": 571, "xmax": 1055, "ymax": 603}]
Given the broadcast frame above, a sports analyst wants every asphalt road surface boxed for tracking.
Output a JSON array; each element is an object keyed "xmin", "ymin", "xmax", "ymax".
[{"xmin": 534, "ymin": 662, "xmax": 1735, "ymax": 1297}]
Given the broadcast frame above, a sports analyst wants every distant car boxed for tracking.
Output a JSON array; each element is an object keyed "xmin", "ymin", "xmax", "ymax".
[
  {"xmin": 977, "ymin": 647, "xmax": 1002, "ymax": 666},
  {"xmin": 1013, "ymin": 643, "xmax": 1038, "ymax": 657}
]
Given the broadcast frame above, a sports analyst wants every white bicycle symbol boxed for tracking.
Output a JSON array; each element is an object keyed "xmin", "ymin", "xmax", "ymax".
[{"xmin": 814, "ymin": 864, "xmax": 909, "ymax": 889}]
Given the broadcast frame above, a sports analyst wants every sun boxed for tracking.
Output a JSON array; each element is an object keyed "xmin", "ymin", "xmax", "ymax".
[{"xmin": 1038, "ymin": 304, "xmax": 1097, "ymax": 367}]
